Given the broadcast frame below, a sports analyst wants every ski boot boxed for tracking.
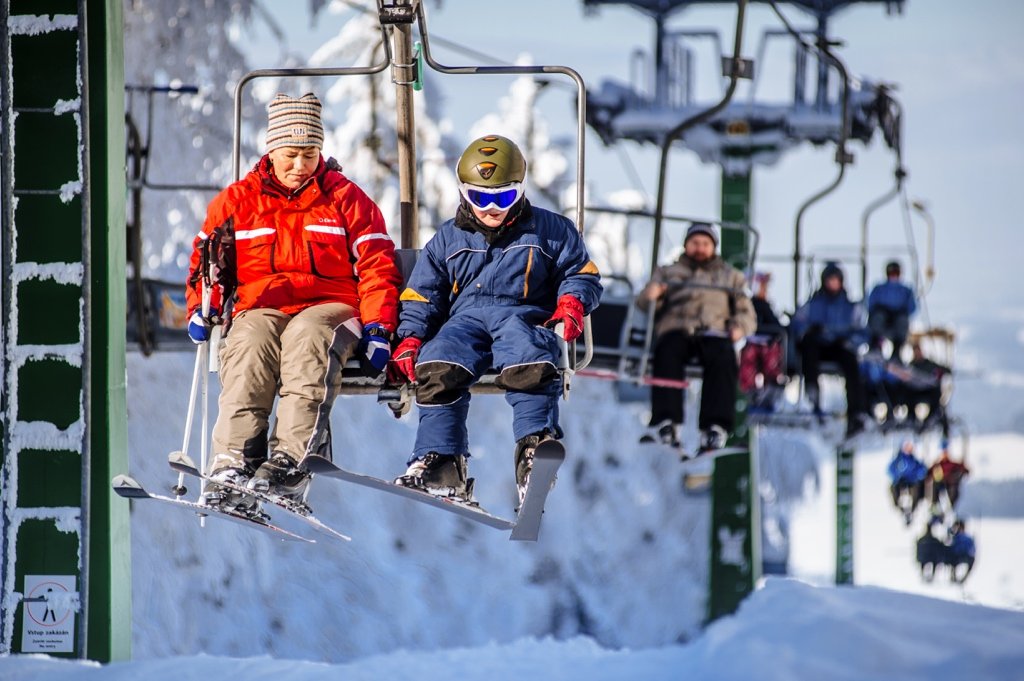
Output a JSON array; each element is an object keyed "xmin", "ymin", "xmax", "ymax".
[
  {"xmin": 514, "ymin": 430, "xmax": 556, "ymax": 509},
  {"xmin": 249, "ymin": 452, "xmax": 311, "ymax": 503},
  {"xmin": 395, "ymin": 453, "xmax": 473, "ymax": 501},
  {"xmin": 698, "ymin": 424, "xmax": 728, "ymax": 455},
  {"xmin": 639, "ymin": 420, "xmax": 680, "ymax": 448},
  {"xmin": 201, "ymin": 458, "xmax": 258, "ymax": 514}
]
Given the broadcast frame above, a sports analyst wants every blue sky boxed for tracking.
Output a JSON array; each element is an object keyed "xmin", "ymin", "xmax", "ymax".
[{"xmin": 245, "ymin": 0, "xmax": 1023, "ymax": 320}]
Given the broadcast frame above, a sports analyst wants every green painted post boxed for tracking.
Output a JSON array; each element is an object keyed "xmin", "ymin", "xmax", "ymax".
[
  {"xmin": 836, "ymin": 446, "xmax": 855, "ymax": 584},
  {"xmin": 85, "ymin": 0, "xmax": 130, "ymax": 661},
  {"xmin": 706, "ymin": 168, "xmax": 759, "ymax": 622},
  {"xmin": 720, "ymin": 171, "xmax": 751, "ymax": 269},
  {"xmin": 0, "ymin": 0, "xmax": 128, "ymax": 661}
]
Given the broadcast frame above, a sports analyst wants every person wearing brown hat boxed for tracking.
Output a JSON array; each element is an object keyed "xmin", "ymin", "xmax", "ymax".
[
  {"xmin": 635, "ymin": 222, "xmax": 756, "ymax": 457},
  {"xmin": 185, "ymin": 92, "xmax": 402, "ymax": 512}
]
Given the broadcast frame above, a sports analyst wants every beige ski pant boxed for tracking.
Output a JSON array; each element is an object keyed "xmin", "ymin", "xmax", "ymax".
[{"xmin": 209, "ymin": 303, "xmax": 360, "ymax": 473}]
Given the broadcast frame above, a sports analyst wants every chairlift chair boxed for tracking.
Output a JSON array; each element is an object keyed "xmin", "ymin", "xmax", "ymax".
[{"xmin": 224, "ymin": 0, "xmax": 594, "ymax": 413}]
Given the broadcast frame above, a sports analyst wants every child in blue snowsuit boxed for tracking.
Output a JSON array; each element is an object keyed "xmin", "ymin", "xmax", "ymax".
[
  {"xmin": 887, "ymin": 440, "xmax": 927, "ymax": 522},
  {"xmin": 386, "ymin": 135, "xmax": 602, "ymax": 504}
]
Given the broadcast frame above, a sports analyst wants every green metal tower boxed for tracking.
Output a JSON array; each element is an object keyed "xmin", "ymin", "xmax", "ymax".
[{"xmin": 0, "ymin": 0, "xmax": 129, "ymax": 661}]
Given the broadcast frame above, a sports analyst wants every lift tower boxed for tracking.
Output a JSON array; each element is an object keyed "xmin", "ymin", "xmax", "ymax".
[{"xmin": 584, "ymin": 0, "xmax": 904, "ymax": 267}]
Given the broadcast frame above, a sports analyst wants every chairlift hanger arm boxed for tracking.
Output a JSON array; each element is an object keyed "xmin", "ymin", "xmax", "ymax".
[
  {"xmin": 230, "ymin": 21, "xmax": 393, "ymax": 181},
  {"xmin": 640, "ymin": 0, "xmax": 749, "ymax": 383},
  {"xmin": 124, "ymin": 83, "xmax": 221, "ymax": 192},
  {"xmin": 413, "ymin": 1, "xmax": 587, "ymax": 236},
  {"xmin": 651, "ymin": 0, "xmax": 749, "ymax": 280},
  {"xmin": 769, "ymin": 0, "xmax": 854, "ymax": 309}
]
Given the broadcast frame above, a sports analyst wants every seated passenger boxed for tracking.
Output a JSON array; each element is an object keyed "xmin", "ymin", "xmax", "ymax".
[
  {"xmin": 386, "ymin": 135, "xmax": 602, "ymax": 507},
  {"xmin": 867, "ymin": 260, "xmax": 917, "ymax": 361},
  {"xmin": 861, "ymin": 351, "xmax": 947, "ymax": 433},
  {"xmin": 739, "ymin": 271, "xmax": 787, "ymax": 413},
  {"xmin": 945, "ymin": 519, "xmax": 976, "ymax": 583},
  {"xmin": 791, "ymin": 262, "xmax": 870, "ymax": 437},
  {"xmin": 916, "ymin": 518, "xmax": 945, "ymax": 583},
  {"xmin": 886, "ymin": 440, "xmax": 927, "ymax": 524},
  {"xmin": 926, "ymin": 446, "xmax": 970, "ymax": 511},
  {"xmin": 636, "ymin": 222, "xmax": 756, "ymax": 455}
]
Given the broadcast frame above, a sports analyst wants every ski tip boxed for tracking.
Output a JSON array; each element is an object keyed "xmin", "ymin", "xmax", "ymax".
[
  {"xmin": 112, "ymin": 474, "xmax": 148, "ymax": 498},
  {"xmin": 168, "ymin": 450, "xmax": 197, "ymax": 467},
  {"xmin": 112, "ymin": 473, "xmax": 137, "ymax": 487}
]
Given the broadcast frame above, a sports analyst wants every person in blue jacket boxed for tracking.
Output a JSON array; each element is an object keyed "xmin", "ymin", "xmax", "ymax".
[
  {"xmin": 946, "ymin": 518, "xmax": 976, "ymax": 583},
  {"xmin": 886, "ymin": 440, "xmax": 928, "ymax": 523},
  {"xmin": 386, "ymin": 134, "xmax": 602, "ymax": 505},
  {"xmin": 867, "ymin": 260, "xmax": 917, "ymax": 361},
  {"xmin": 791, "ymin": 262, "xmax": 870, "ymax": 437}
]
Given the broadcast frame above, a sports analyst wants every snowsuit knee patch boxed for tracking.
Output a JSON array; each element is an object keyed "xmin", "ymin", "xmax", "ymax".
[
  {"xmin": 496, "ymin": 361, "xmax": 558, "ymax": 391},
  {"xmin": 415, "ymin": 362, "xmax": 475, "ymax": 405}
]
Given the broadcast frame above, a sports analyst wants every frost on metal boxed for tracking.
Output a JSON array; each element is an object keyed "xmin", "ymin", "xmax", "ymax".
[
  {"xmin": 54, "ymin": 98, "xmax": 81, "ymax": 115},
  {"xmin": 11, "ymin": 262, "xmax": 85, "ymax": 286},
  {"xmin": 11, "ymin": 507, "xmax": 82, "ymax": 537},
  {"xmin": 7, "ymin": 15, "xmax": 78, "ymax": 36},
  {"xmin": 58, "ymin": 180, "xmax": 83, "ymax": 203}
]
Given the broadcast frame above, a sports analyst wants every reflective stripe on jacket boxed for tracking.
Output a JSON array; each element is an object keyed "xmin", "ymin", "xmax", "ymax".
[{"xmin": 186, "ymin": 156, "xmax": 401, "ymax": 329}]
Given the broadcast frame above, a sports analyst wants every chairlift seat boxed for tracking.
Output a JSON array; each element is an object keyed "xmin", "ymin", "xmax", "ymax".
[{"xmin": 338, "ymin": 248, "xmax": 588, "ymax": 398}]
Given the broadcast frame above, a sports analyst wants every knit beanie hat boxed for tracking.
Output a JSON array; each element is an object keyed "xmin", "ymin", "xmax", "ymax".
[
  {"xmin": 684, "ymin": 221, "xmax": 718, "ymax": 247},
  {"xmin": 821, "ymin": 261, "xmax": 844, "ymax": 285},
  {"xmin": 265, "ymin": 93, "xmax": 324, "ymax": 152}
]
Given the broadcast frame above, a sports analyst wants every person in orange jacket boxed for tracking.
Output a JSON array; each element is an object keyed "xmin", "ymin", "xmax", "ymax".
[{"xmin": 185, "ymin": 92, "xmax": 401, "ymax": 511}]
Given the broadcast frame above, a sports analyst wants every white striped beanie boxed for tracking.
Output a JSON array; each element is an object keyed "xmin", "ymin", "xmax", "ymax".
[{"xmin": 265, "ymin": 92, "xmax": 324, "ymax": 152}]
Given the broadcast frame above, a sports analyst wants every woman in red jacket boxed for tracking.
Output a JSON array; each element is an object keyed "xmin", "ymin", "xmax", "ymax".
[{"xmin": 186, "ymin": 92, "xmax": 401, "ymax": 511}]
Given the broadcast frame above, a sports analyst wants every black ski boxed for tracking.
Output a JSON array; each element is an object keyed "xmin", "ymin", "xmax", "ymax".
[
  {"xmin": 167, "ymin": 451, "xmax": 351, "ymax": 543},
  {"xmin": 509, "ymin": 439, "xmax": 565, "ymax": 541},
  {"xmin": 298, "ymin": 454, "xmax": 516, "ymax": 531},
  {"xmin": 111, "ymin": 474, "xmax": 312, "ymax": 543}
]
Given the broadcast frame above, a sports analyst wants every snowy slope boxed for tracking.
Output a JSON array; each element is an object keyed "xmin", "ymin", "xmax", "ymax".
[
  {"xmin": 5, "ymin": 578, "xmax": 1023, "ymax": 680},
  {"xmin": 126, "ymin": 353, "xmax": 718, "ymax": 659},
  {"xmin": 124, "ymin": 351, "xmax": 1024, "ymax": 664}
]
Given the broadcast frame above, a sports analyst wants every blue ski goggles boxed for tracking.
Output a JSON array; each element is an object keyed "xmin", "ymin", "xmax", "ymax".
[{"xmin": 458, "ymin": 181, "xmax": 524, "ymax": 211}]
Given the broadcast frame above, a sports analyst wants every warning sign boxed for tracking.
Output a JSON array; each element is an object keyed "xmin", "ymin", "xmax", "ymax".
[{"xmin": 21, "ymin": 575, "xmax": 77, "ymax": 653}]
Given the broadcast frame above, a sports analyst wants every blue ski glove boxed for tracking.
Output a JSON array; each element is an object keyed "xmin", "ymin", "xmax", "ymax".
[
  {"xmin": 356, "ymin": 322, "xmax": 393, "ymax": 378},
  {"xmin": 187, "ymin": 307, "xmax": 219, "ymax": 344}
]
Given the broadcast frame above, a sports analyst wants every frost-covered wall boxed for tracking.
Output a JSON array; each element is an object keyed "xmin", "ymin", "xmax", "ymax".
[{"xmin": 0, "ymin": 7, "xmax": 87, "ymax": 656}]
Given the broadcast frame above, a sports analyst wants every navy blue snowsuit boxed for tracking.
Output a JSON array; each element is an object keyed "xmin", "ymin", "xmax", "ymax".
[{"xmin": 397, "ymin": 203, "xmax": 602, "ymax": 460}]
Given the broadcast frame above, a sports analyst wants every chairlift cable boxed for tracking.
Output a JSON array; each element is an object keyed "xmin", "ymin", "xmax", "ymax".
[{"xmin": 615, "ymin": 144, "xmax": 653, "ymax": 205}]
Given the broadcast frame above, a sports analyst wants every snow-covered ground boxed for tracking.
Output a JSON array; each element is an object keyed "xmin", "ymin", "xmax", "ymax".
[
  {"xmin": 5, "ymin": 577, "xmax": 1023, "ymax": 680},
  {"xmin": 6, "ymin": 357, "xmax": 1024, "ymax": 679}
]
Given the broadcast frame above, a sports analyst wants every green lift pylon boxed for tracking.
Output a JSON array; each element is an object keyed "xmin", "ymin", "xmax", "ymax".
[{"xmin": 0, "ymin": 0, "xmax": 129, "ymax": 661}]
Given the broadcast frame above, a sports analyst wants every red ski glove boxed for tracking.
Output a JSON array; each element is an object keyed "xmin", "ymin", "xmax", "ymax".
[
  {"xmin": 544, "ymin": 294, "xmax": 585, "ymax": 342},
  {"xmin": 387, "ymin": 336, "xmax": 422, "ymax": 384}
]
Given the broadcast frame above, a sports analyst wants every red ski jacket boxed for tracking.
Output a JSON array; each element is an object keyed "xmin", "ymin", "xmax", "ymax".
[{"xmin": 187, "ymin": 156, "xmax": 401, "ymax": 330}]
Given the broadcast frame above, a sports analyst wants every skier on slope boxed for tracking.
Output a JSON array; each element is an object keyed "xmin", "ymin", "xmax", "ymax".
[
  {"xmin": 386, "ymin": 134, "xmax": 602, "ymax": 506},
  {"xmin": 185, "ymin": 93, "xmax": 401, "ymax": 511}
]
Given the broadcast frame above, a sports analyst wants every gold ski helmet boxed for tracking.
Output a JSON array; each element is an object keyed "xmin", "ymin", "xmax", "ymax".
[{"xmin": 456, "ymin": 134, "xmax": 527, "ymax": 187}]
